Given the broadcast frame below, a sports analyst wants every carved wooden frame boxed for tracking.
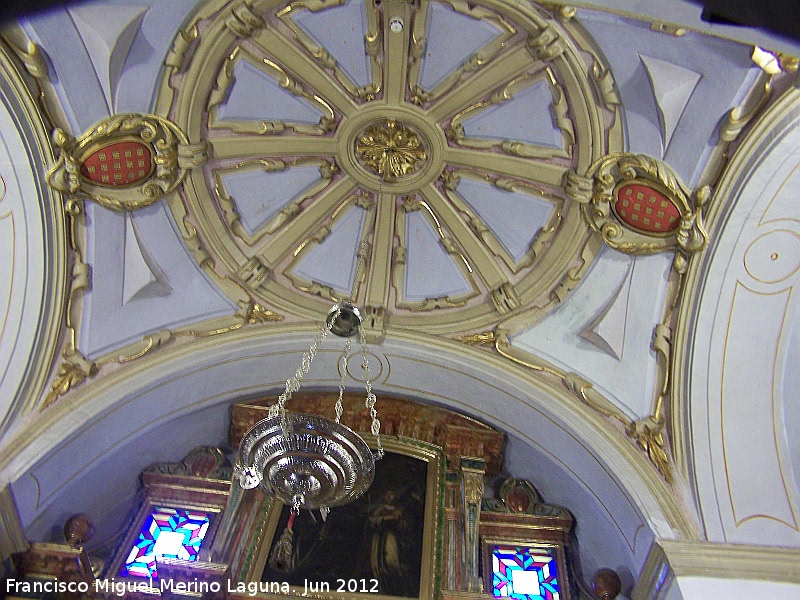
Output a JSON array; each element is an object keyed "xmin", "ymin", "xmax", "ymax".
[{"xmin": 104, "ymin": 459, "xmax": 230, "ymax": 586}]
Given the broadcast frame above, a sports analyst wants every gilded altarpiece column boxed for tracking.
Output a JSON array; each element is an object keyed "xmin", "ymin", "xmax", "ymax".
[{"xmin": 460, "ymin": 458, "xmax": 485, "ymax": 593}]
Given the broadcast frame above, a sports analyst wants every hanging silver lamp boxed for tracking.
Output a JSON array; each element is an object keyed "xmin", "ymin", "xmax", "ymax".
[
  {"xmin": 232, "ymin": 194, "xmax": 385, "ymax": 518},
  {"xmin": 234, "ymin": 300, "xmax": 384, "ymax": 511}
]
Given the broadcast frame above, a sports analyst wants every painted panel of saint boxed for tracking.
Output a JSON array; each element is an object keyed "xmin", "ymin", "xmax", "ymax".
[{"xmin": 260, "ymin": 451, "xmax": 428, "ymax": 597}]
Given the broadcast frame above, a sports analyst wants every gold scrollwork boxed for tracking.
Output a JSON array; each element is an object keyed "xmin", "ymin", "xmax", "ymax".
[
  {"xmin": 165, "ymin": 27, "xmax": 198, "ymax": 72},
  {"xmin": 246, "ymin": 303, "xmax": 284, "ymax": 324},
  {"xmin": 488, "ymin": 330, "xmax": 674, "ymax": 483},
  {"xmin": 579, "ymin": 153, "xmax": 708, "ymax": 255},
  {"xmin": 225, "ymin": 1, "xmax": 265, "ymax": 37},
  {"xmin": 47, "ymin": 114, "xmax": 196, "ymax": 211},
  {"xmin": 527, "ymin": 22, "xmax": 567, "ymax": 60}
]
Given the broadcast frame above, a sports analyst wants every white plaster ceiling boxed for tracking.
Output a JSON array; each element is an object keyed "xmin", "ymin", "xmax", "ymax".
[{"xmin": 1, "ymin": 0, "xmax": 799, "ymax": 594}]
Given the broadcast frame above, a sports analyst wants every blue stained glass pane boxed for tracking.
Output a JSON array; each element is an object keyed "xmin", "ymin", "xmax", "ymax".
[
  {"xmin": 120, "ymin": 507, "xmax": 211, "ymax": 579},
  {"xmin": 491, "ymin": 545, "xmax": 561, "ymax": 600}
]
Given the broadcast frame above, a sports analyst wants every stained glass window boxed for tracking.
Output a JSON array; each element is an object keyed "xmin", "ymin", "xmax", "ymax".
[
  {"xmin": 491, "ymin": 545, "xmax": 561, "ymax": 600},
  {"xmin": 121, "ymin": 507, "xmax": 211, "ymax": 578}
]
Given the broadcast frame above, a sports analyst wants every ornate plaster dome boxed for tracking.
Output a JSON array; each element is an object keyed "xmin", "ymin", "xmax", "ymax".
[{"xmin": 160, "ymin": 0, "xmax": 621, "ymax": 336}]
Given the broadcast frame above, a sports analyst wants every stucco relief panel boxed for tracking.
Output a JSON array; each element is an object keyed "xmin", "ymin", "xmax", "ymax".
[
  {"xmin": 0, "ymin": 97, "xmax": 49, "ymax": 433},
  {"xmin": 703, "ymin": 122, "xmax": 800, "ymax": 545}
]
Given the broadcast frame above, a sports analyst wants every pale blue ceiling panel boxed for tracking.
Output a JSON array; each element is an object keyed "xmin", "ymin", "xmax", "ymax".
[
  {"xmin": 418, "ymin": 2, "xmax": 503, "ymax": 91},
  {"xmin": 22, "ymin": 8, "xmax": 110, "ymax": 133},
  {"xmin": 220, "ymin": 166, "xmax": 321, "ymax": 236},
  {"xmin": 80, "ymin": 202, "xmax": 237, "ymax": 359},
  {"xmin": 293, "ymin": 0, "xmax": 371, "ymax": 88},
  {"xmin": 461, "ymin": 79, "xmax": 563, "ymax": 148},
  {"xmin": 578, "ymin": 10, "xmax": 758, "ymax": 187},
  {"xmin": 217, "ymin": 58, "xmax": 324, "ymax": 124},
  {"xmin": 292, "ymin": 205, "xmax": 366, "ymax": 293},
  {"xmin": 455, "ymin": 177, "xmax": 553, "ymax": 264},
  {"xmin": 404, "ymin": 210, "xmax": 472, "ymax": 301}
]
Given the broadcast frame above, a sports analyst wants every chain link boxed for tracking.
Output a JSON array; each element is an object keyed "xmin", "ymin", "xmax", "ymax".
[
  {"xmin": 359, "ymin": 323, "xmax": 383, "ymax": 459},
  {"xmin": 269, "ymin": 310, "xmax": 337, "ymax": 435},
  {"xmin": 335, "ymin": 336, "xmax": 350, "ymax": 423}
]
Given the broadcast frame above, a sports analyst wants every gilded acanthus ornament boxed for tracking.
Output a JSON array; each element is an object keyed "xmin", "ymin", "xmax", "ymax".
[
  {"xmin": 246, "ymin": 304, "xmax": 284, "ymax": 324},
  {"xmin": 627, "ymin": 417, "xmax": 672, "ymax": 484},
  {"xmin": 42, "ymin": 353, "xmax": 97, "ymax": 410},
  {"xmin": 462, "ymin": 471, "xmax": 484, "ymax": 505},
  {"xmin": 355, "ymin": 119, "xmax": 427, "ymax": 180},
  {"xmin": 457, "ymin": 330, "xmax": 497, "ymax": 346}
]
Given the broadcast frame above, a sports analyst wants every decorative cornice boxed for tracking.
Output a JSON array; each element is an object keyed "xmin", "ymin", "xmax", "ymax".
[{"xmin": 633, "ymin": 539, "xmax": 800, "ymax": 599}]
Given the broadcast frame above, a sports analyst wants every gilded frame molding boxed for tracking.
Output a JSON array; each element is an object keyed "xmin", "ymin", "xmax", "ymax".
[
  {"xmin": 574, "ymin": 153, "xmax": 708, "ymax": 255},
  {"xmin": 0, "ymin": 38, "xmax": 67, "ymax": 421},
  {"xmin": 242, "ymin": 436, "xmax": 445, "ymax": 600},
  {"xmin": 47, "ymin": 113, "xmax": 201, "ymax": 212}
]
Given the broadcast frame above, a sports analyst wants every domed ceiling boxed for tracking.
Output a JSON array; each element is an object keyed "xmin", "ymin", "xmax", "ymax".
[{"xmin": 161, "ymin": 0, "xmax": 617, "ymax": 335}]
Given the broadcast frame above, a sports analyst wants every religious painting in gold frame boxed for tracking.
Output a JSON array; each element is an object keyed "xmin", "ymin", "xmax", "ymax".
[{"xmin": 243, "ymin": 437, "xmax": 444, "ymax": 600}]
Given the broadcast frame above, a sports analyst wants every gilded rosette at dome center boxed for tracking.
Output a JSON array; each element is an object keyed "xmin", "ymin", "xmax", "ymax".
[{"xmin": 355, "ymin": 119, "xmax": 427, "ymax": 179}]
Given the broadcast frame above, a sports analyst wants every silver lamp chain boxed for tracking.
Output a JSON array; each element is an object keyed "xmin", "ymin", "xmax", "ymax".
[
  {"xmin": 334, "ymin": 335, "xmax": 350, "ymax": 424},
  {"xmin": 359, "ymin": 321, "xmax": 383, "ymax": 458},
  {"xmin": 334, "ymin": 175, "xmax": 384, "ymax": 458},
  {"xmin": 269, "ymin": 311, "xmax": 337, "ymax": 435}
]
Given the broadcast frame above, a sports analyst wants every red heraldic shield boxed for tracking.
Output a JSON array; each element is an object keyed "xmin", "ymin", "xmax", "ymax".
[
  {"xmin": 614, "ymin": 183, "xmax": 680, "ymax": 234},
  {"xmin": 81, "ymin": 140, "xmax": 154, "ymax": 186}
]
